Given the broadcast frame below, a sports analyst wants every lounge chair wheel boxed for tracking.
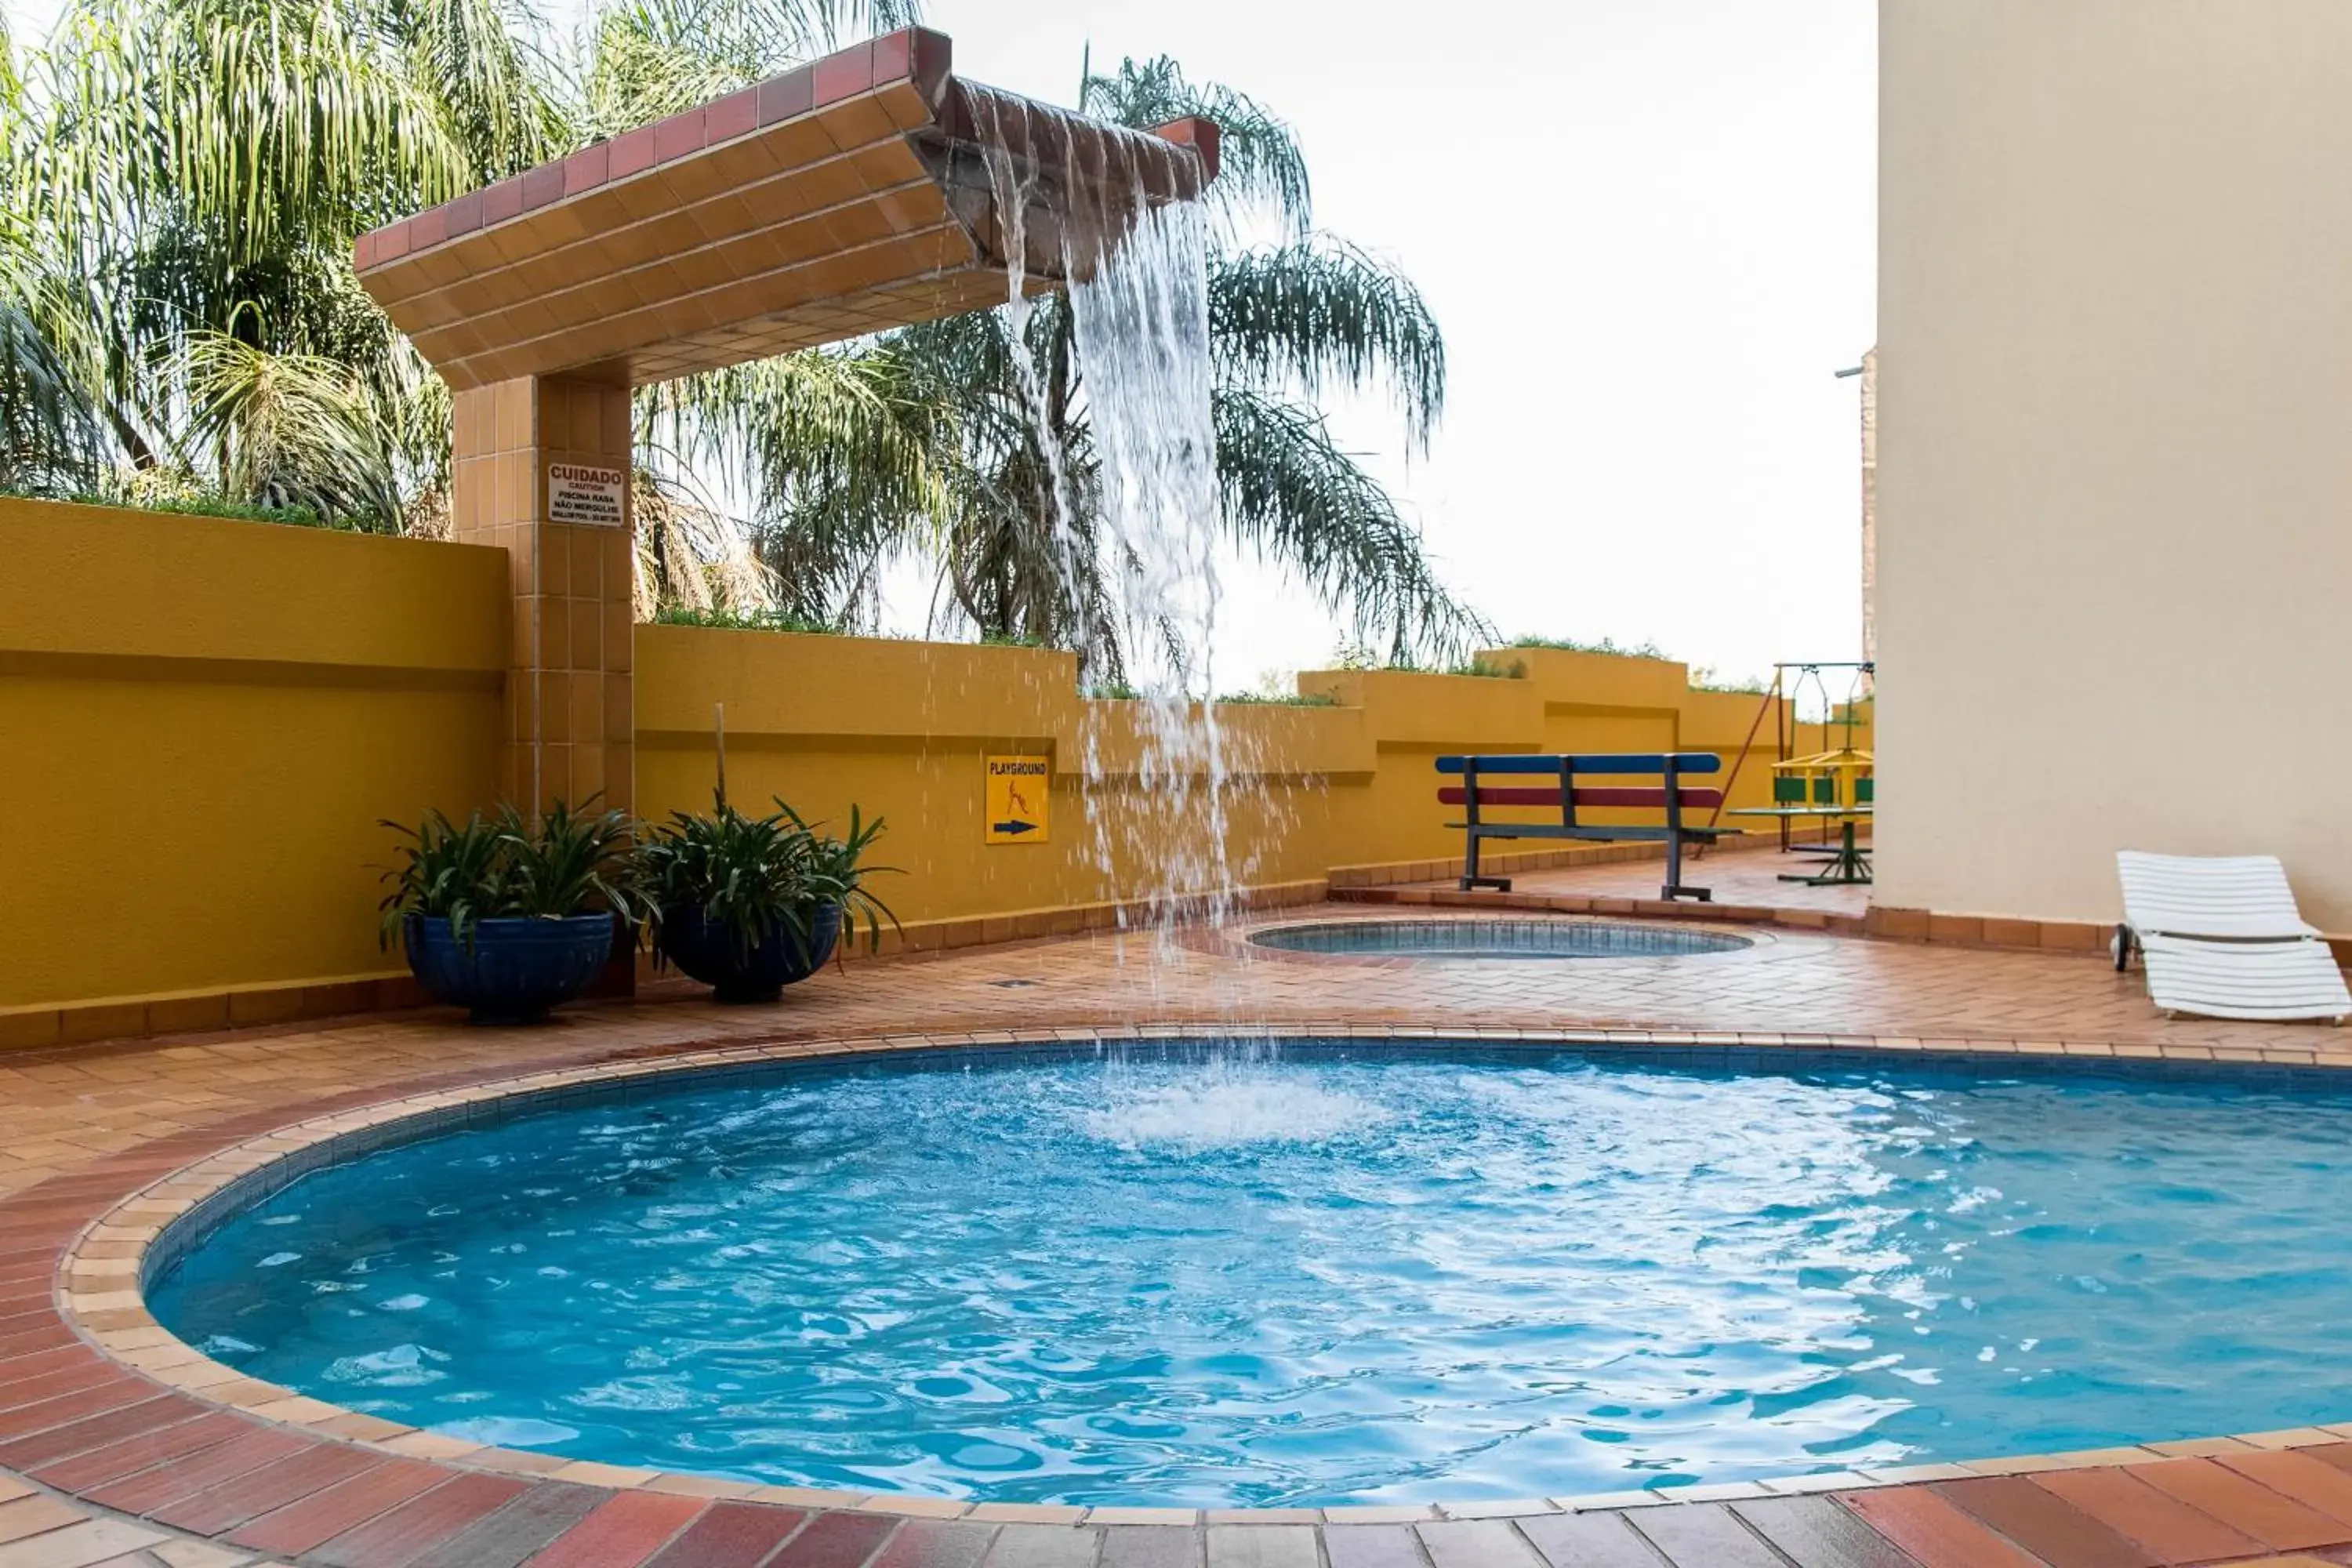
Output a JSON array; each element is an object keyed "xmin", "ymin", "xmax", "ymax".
[{"xmin": 2111, "ymin": 925, "xmax": 2133, "ymax": 972}]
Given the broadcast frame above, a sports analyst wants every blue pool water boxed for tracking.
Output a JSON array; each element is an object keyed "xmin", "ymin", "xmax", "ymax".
[{"xmin": 151, "ymin": 1047, "xmax": 2352, "ymax": 1505}]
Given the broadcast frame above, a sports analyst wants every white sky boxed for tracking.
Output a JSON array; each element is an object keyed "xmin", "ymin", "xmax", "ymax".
[
  {"xmin": 925, "ymin": 0, "xmax": 1879, "ymax": 690},
  {"xmin": 5, "ymin": 0, "xmax": 1878, "ymax": 689}
]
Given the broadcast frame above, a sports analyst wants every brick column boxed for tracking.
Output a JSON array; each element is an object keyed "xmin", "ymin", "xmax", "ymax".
[{"xmin": 450, "ymin": 374, "xmax": 637, "ymax": 818}]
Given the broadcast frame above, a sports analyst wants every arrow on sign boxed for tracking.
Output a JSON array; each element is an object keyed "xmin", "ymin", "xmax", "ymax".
[{"xmin": 990, "ymin": 819, "xmax": 1039, "ymax": 837}]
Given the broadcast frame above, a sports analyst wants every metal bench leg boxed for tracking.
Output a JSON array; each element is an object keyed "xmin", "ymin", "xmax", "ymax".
[
  {"xmin": 1460, "ymin": 829, "xmax": 1511, "ymax": 893},
  {"xmin": 1660, "ymin": 830, "xmax": 1711, "ymax": 902}
]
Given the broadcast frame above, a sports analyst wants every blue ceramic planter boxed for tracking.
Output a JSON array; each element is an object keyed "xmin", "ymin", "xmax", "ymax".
[
  {"xmin": 402, "ymin": 912, "xmax": 616, "ymax": 1024},
  {"xmin": 654, "ymin": 902, "xmax": 841, "ymax": 1004}
]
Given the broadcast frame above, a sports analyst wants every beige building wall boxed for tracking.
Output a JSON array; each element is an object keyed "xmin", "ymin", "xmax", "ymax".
[{"xmin": 1875, "ymin": 0, "xmax": 2352, "ymax": 931}]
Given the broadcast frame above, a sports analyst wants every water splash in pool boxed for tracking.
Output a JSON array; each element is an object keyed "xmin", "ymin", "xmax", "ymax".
[{"xmin": 1076, "ymin": 1064, "xmax": 1386, "ymax": 1150}]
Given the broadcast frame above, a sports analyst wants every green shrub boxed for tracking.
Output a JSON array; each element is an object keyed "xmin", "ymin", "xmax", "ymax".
[
  {"xmin": 1213, "ymin": 690, "xmax": 1341, "ymax": 706},
  {"xmin": 122, "ymin": 495, "xmax": 333, "ymax": 528},
  {"xmin": 651, "ymin": 604, "xmax": 840, "ymax": 633},
  {"xmin": 1444, "ymin": 655, "xmax": 1526, "ymax": 679},
  {"xmin": 0, "ymin": 486, "xmax": 343, "ymax": 528},
  {"xmin": 378, "ymin": 799, "xmax": 640, "ymax": 951},
  {"xmin": 1509, "ymin": 634, "xmax": 1671, "ymax": 659},
  {"xmin": 1330, "ymin": 639, "xmax": 1525, "ymax": 678}
]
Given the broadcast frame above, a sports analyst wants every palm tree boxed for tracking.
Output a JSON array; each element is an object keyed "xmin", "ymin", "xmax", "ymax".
[
  {"xmin": 0, "ymin": 0, "xmax": 899, "ymax": 532},
  {"xmin": 2, "ymin": 0, "xmax": 539, "ymax": 521}
]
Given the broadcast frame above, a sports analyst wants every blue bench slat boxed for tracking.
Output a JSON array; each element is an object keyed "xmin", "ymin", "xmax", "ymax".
[{"xmin": 1434, "ymin": 753, "xmax": 1721, "ymax": 777}]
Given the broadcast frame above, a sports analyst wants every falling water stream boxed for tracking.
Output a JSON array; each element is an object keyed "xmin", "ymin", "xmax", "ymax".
[{"xmin": 967, "ymin": 93, "xmax": 1301, "ymax": 1134}]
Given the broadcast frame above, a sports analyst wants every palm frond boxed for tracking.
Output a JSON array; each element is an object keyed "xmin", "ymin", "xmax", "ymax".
[
  {"xmin": 1210, "ymin": 237, "xmax": 1445, "ymax": 451},
  {"xmin": 386, "ymin": 0, "xmax": 568, "ymax": 180},
  {"xmin": 38, "ymin": 0, "xmax": 472, "ymax": 268},
  {"xmin": 181, "ymin": 326, "xmax": 406, "ymax": 528},
  {"xmin": 575, "ymin": 0, "xmax": 920, "ymax": 138},
  {"xmin": 1082, "ymin": 55, "xmax": 1312, "ymax": 236},
  {"xmin": 1214, "ymin": 383, "xmax": 1487, "ymax": 663}
]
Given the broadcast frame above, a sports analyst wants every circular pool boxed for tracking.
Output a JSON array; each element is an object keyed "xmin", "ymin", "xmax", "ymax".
[
  {"xmin": 1247, "ymin": 916, "xmax": 1751, "ymax": 959},
  {"xmin": 149, "ymin": 1043, "xmax": 2352, "ymax": 1506}
]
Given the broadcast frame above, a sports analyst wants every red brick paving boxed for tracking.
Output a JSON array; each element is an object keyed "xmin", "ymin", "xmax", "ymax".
[
  {"xmin": 309, "ymin": 1472, "xmax": 532, "ymax": 1567},
  {"xmin": 528, "ymin": 1490, "xmax": 707, "ymax": 1568},
  {"xmin": 1935, "ymin": 1476, "xmax": 2158, "ymax": 1568},
  {"xmin": 2217, "ymin": 1453, "xmax": 2352, "ymax": 1529},
  {"xmin": 149, "ymin": 1443, "xmax": 385, "ymax": 1534},
  {"xmin": 31, "ymin": 1410, "xmax": 252, "ymax": 1492},
  {"xmin": 2028, "ymin": 1467, "xmax": 2267, "ymax": 1564},
  {"xmin": 227, "ymin": 1458, "xmax": 448, "ymax": 1555},
  {"xmin": 638, "ymin": 1500, "xmax": 810, "ymax": 1568},
  {"xmin": 2132, "ymin": 1460, "xmax": 2351, "ymax": 1552},
  {"xmin": 79, "ymin": 1425, "xmax": 309, "ymax": 1515},
  {"xmin": 1842, "ymin": 1487, "xmax": 2052, "ymax": 1567},
  {"xmin": 764, "ymin": 1510, "xmax": 900, "ymax": 1566}
]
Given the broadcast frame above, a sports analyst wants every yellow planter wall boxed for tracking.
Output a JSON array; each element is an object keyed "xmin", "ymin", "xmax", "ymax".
[
  {"xmin": 1, "ymin": 499, "xmax": 1856, "ymax": 1030},
  {"xmin": 0, "ymin": 502, "xmax": 507, "ymax": 1026}
]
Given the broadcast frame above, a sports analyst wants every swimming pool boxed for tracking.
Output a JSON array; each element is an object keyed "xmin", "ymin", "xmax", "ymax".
[
  {"xmin": 1247, "ymin": 917, "xmax": 1751, "ymax": 959},
  {"xmin": 148, "ymin": 1043, "xmax": 2352, "ymax": 1506}
]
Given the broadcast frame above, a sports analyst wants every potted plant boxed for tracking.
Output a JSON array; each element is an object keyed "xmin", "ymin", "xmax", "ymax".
[
  {"xmin": 638, "ymin": 797, "xmax": 897, "ymax": 1003},
  {"xmin": 379, "ymin": 799, "xmax": 638, "ymax": 1023}
]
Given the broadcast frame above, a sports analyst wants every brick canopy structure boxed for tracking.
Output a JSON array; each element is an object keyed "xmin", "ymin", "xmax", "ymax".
[{"xmin": 354, "ymin": 28, "xmax": 1218, "ymax": 391}]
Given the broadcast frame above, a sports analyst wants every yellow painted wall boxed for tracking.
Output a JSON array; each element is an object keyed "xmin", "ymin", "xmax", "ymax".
[
  {"xmin": 2, "ymin": 496, "xmax": 1846, "ymax": 1022},
  {"xmin": 637, "ymin": 628, "xmax": 1839, "ymax": 927},
  {"xmin": 633, "ymin": 624, "xmax": 1369, "ymax": 929},
  {"xmin": 0, "ymin": 500, "xmax": 507, "ymax": 1015}
]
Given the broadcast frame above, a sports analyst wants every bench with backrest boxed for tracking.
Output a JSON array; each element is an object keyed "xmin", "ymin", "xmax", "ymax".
[{"xmin": 1436, "ymin": 753, "xmax": 1739, "ymax": 902}]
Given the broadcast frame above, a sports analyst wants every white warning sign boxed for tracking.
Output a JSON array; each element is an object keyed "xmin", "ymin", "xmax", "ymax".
[{"xmin": 548, "ymin": 463, "xmax": 626, "ymax": 527}]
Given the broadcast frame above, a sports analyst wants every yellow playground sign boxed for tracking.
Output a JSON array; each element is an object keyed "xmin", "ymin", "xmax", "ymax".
[{"xmin": 985, "ymin": 755, "xmax": 1050, "ymax": 844}]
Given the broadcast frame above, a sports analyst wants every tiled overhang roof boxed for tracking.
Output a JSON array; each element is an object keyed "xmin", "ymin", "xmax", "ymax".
[{"xmin": 354, "ymin": 28, "xmax": 1219, "ymax": 390}]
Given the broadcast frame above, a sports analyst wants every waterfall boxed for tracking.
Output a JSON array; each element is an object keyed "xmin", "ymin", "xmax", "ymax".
[{"xmin": 971, "ymin": 92, "xmax": 1264, "ymax": 957}]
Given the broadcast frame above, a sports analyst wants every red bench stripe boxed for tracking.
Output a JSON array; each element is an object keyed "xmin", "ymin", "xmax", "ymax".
[{"xmin": 1436, "ymin": 786, "xmax": 1723, "ymax": 810}]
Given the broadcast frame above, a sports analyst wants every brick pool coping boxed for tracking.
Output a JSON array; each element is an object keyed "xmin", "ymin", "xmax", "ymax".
[{"xmin": 14, "ymin": 1022, "xmax": 2352, "ymax": 1566}]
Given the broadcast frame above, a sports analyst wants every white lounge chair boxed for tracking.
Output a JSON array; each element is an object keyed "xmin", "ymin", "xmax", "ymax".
[{"xmin": 2114, "ymin": 851, "xmax": 2350, "ymax": 1022}]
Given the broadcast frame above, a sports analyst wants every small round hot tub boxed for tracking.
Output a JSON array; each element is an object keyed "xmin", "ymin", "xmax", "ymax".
[{"xmin": 1248, "ymin": 917, "xmax": 1753, "ymax": 960}]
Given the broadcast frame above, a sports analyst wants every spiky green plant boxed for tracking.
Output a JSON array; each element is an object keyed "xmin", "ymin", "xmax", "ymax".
[
  {"xmin": 789, "ymin": 801, "xmax": 897, "ymax": 951},
  {"xmin": 506, "ymin": 798, "xmax": 643, "ymax": 924},
  {"xmin": 379, "ymin": 798, "xmax": 641, "ymax": 950},
  {"xmin": 637, "ymin": 795, "xmax": 898, "ymax": 964}
]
